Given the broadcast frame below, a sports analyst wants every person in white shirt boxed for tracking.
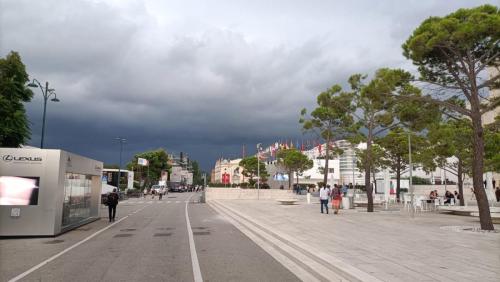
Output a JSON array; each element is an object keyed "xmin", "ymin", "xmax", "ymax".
[{"xmin": 319, "ymin": 185, "xmax": 331, "ymax": 214}]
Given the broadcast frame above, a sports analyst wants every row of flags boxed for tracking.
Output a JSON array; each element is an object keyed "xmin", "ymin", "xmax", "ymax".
[{"xmin": 256, "ymin": 139, "xmax": 337, "ymax": 160}]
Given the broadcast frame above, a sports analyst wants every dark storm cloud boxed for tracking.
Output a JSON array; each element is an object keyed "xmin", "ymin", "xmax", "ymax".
[{"xmin": 1, "ymin": 0, "xmax": 495, "ymax": 170}]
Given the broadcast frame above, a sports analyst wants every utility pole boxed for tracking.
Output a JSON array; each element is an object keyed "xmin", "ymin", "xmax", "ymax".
[{"xmin": 115, "ymin": 137, "xmax": 126, "ymax": 193}]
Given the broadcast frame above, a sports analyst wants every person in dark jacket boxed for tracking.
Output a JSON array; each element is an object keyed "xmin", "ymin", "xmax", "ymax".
[{"xmin": 107, "ymin": 188, "xmax": 119, "ymax": 222}]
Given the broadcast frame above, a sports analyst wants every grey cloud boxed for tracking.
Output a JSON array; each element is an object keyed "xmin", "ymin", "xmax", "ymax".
[{"xmin": 2, "ymin": 0, "xmax": 496, "ymax": 170}]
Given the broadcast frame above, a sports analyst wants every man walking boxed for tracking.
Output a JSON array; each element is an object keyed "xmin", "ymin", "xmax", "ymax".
[
  {"xmin": 107, "ymin": 188, "xmax": 119, "ymax": 222},
  {"xmin": 319, "ymin": 185, "xmax": 331, "ymax": 214}
]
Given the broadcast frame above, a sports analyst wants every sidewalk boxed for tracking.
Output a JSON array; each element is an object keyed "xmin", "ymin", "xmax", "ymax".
[{"xmin": 209, "ymin": 198, "xmax": 500, "ymax": 282}]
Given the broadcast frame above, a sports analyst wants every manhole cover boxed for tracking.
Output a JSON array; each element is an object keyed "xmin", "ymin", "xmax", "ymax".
[
  {"xmin": 120, "ymin": 228, "xmax": 136, "ymax": 232},
  {"xmin": 157, "ymin": 227, "xmax": 175, "ymax": 230},
  {"xmin": 192, "ymin": 227, "xmax": 208, "ymax": 230},
  {"xmin": 114, "ymin": 234, "xmax": 133, "ymax": 238},
  {"xmin": 193, "ymin": 231, "xmax": 210, "ymax": 236},
  {"xmin": 154, "ymin": 233, "xmax": 172, "ymax": 237},
  {"xmin": 44, "ymin": 239, "xmax": 64, "ymax": 244}
]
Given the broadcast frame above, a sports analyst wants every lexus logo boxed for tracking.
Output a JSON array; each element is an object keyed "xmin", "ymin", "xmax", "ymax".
[
  {"xmin": 2, "ymin": 155, "xmax": 42, "ymax": 162},
  {"xmin": 2, "ymin": 155, "xmax": 13, "ymax": 162}
]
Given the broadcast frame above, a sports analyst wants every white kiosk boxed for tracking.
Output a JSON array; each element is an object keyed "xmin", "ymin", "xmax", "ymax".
[{"xmin": 0, "ymin": 148, "xmax": 103, "ymax": 236}]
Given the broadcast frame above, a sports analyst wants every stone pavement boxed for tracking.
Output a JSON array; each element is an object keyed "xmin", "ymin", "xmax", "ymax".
[{"xmin": 209, "ymin": 197, "xmax": 500, "ymax": 282}]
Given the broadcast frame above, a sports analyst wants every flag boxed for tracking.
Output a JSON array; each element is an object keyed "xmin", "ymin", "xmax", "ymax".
[{"xmin": 138, "ymin": 158, "xmax": 149, "ymax": 166}]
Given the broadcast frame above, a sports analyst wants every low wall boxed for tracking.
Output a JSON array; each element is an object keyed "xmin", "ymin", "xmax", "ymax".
[{"xmin": 206, "ymin": 188, "xmax": 294, "ymax": 200}]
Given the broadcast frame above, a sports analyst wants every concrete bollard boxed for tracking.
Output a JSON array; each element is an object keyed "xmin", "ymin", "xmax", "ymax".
[{"xmin": 307, "ymin": 193, "xmax": 311, "ymax": 204}]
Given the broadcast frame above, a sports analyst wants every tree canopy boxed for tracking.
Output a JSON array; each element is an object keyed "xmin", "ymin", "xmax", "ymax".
[
  {"xmin": 276, "ymin": 148, "xmax": 313, "ymax": 189},
  {"xmin": 300, "ymin": 85, "xmax": 355, "ymax": 185},
  {"xmin": 239, "ymin": 156, "xmax": 268, "ymax": 186},
  {"xmin": 126, "ymin": 148, "xmax": 171, "ymax": 188},
  {"xmin": 0, "ymin": 51, "xmax": 33, "ymax": 147},
  {"xmin": 402, "ymin": 4, "xmax": 499, "ymax": 230}
]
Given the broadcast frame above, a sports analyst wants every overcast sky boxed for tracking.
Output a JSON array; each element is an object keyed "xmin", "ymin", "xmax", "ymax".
[{"xmin": 0, "ymin": 0, "xmax": 496, "ymax": 171}]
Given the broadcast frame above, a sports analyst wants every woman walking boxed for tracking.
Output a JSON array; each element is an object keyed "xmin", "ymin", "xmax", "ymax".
[{"xmin": 331, "ymin": 184, "xmax": 342, "ymax": 214}]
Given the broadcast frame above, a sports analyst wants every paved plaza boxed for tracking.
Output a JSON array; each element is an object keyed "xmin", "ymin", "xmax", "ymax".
[
  {"xmin": 210, "ymin": 197, "xmax": 500, "ymax": 282},
  {"xmin": 1, "ymin": 192, "xmax": 499, "ymax": 282}
]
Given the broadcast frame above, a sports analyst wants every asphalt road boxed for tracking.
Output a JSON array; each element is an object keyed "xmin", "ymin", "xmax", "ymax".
[{"xmin": 0, "ymin": 192, "xmax": 299, "ymax": 282}]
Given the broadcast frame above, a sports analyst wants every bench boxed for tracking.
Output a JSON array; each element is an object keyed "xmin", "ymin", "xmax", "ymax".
[{"xmin": 277, "ymin": 199, "xmax": 298, "ymax": 205}]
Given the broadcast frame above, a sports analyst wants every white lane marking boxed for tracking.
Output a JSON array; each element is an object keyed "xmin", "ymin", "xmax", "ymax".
[
  {"xmin": 167, "ymin": 201, "xmax": 171, "ymax": 203},
  {"xmin": 147, "ymin": 201, "xmax": 153, "ymax": 204},
  {"xmin": 185, "ymin": 195, "xmax": 203, "ymax": 282},
  {"xmin": 175, "ymin": 201, "xmax": 181, "ymax": 203},
  {"xmin": 184, "ymin": 201, "xmax": 189, "ymax": 203},
  {"xmin": 8, "ymin": 205, "xmax": 149, "ymax": 282},
  {"xmin": 138, "ymin": 201, "xmax": 144, "ymax": 204}
]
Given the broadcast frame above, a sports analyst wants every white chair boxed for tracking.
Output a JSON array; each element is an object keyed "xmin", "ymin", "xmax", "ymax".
[
  {"xmin": 413, "ymin": 196, "xmax": 425, "ymax": 212},
  {"xmin": 404, "ymin": 195, "xmax": 412, "ymax": 210}
]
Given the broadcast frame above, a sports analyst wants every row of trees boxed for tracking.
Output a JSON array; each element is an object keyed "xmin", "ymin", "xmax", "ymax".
[
  {"xmin": 300, "ymin": 5, "xmax": 499, "ymax": 230},
  {"xmin": 106, "ymin": 148, "xmax": 205, "ymax": 190}
]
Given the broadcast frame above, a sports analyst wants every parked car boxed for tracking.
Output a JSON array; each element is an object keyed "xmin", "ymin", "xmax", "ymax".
[{"xmin": 152, "ymin": 185, "xmax": 167, "ymax": 194}]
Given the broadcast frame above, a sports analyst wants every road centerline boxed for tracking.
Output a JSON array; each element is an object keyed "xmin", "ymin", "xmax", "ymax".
[{"xmin": 185, "ymin": 194, "xmax": 203, "ymax": 282}]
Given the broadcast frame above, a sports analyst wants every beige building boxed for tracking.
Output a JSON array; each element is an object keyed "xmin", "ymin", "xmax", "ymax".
[
  {"xmin": 483, "ymin": 66, "xmax": 499, "ymax": 125},
  {"xmin": 213, "ymin": 158, "xmax": 246, "ymax": 185}
]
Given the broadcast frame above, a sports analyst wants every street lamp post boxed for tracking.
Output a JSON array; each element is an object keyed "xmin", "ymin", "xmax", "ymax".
[
  {"xmin": 27, "ymin": 79, "xmax": 60, "ymax": 148},
  {"xmin": 115, "ymin": 137, "xmax": 127, "ymax": 193},
  {"xmin": 408, "ymin": 133, "xmax": 414, "ymax": 218}
]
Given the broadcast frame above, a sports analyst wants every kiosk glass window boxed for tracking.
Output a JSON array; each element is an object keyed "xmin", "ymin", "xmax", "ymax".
[{"xmin": 62, "ymin": 173, "xmax": 93, "ymax": 227}]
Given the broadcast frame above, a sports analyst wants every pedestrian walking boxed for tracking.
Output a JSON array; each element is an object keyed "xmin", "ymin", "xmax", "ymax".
[
  {"xmin": 143, "ymin": 188, "xmax": 147, "ymax": 198},
  {"xmin": 159, "ymin": 188, "xmax": 163, "ymax": 200},
  {"xmin": 319, "ymin": 185, "xmax": 331, "ymax": 214},
  {"xmin": 331, "ymin": 184, "xmax": 342, "ymax": 214},
  {"xmin": 107, "ymin": 188, "xmax": 119, "ymax": 222},
  {"xmin": 341, "ymin": 183, "xmax": 348, "ymax": 196}
]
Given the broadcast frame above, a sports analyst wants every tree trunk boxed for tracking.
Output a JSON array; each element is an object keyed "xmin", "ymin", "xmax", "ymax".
[
  {"xmin": 365, "ymin": 127, "xmax": 374, "ymax": 212},
  {"xmin": 457, "ymin": 158, "xmax": 465, "ymax": 206},
  {"xmin": 288, "ymin": 169, "xmax": 292, "ymax": 190},
  {"xmin": 323, "ymin": 136, "xmax": 330, "ymax": 186},
  {"xmin": 396, "ymin": 158, "xmax": 401, "ymax": 202},
  {"xmin": 372, "ymin": 172, "xmax": 377, "ymax": 192},
  {"xmin": 471, "ymin": 108, "xmax": 493, "ymax": 230}
]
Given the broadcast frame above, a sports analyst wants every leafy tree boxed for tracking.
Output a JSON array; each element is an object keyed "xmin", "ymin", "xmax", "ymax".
[
  {"xmin": 348, "ymin": 69, "xmax": 439, "ymax": 211},
  {"xmin": 425, "ymin": 118, "xmax": 473, "ymax": 206},
  {"xmin": 355, "ymin": 143, "xmax": 388, "ymax": 192},
  {"xmin": 300, "ymin": 85, "xmax": 355, "ymax": 186},
  {"xmin": 239, "ymin": 156, "xmax": 268, "ymax": 187},
  {"xmin": 484, "ymin": 124, "xmax": 500, "ymax": 173},
  {"xmin": 402, "ymin": 5, "xmax": 499, "ymax": 230},
  {"xmin": 126, "ymin": 148, "xmax": 170, "ymax": 189},
  {"xmin": 377, "ymin": 128, "xmax": 426, "ymax": 200},
  {"xmin": 276, "ymin": 148, "xmax": 313, "ymax": 189},
  {"xmin": 191, "ymin": 160, "xmax": 203, "ymax": 185},
  {"xmin": 0, "ymin": 51, "xmax": 33, "ymax": 147},
  {"xmin": 104, "ymin": 164, "xmax": 120, "ymax": 169}
]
